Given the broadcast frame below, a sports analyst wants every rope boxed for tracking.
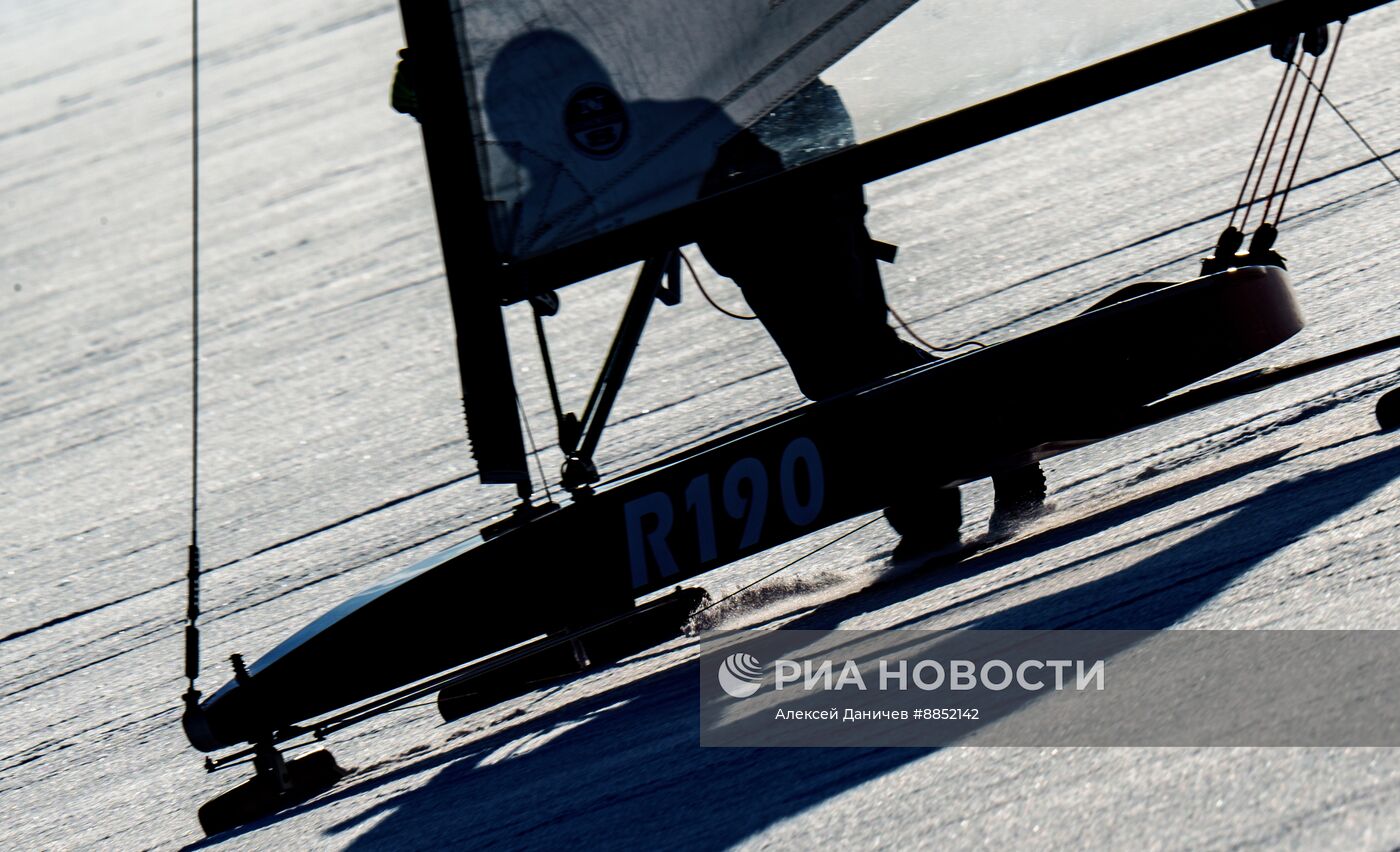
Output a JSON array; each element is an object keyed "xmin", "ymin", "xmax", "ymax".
[
  {"xmin": 1260, "ymin": 50, "xmax": 1322, "ymax": 226},
  {"xmin": 888, "ymin": 304, "xmax": 985, "ymax": 353},
  {"xmin": 681, "ymin": 248, "xmax": 983, "ymax": 354},
  {"xmin": 1276, "ymin": 21, "xmax": 1348, "ymax": 223},
  {"xmin": 1240, "ymin": 41, "xmax": 1303, "ymax": 234},
  {"xmin": 1228, "ymin": 55, "xmax": 1296, "ymax": 230},
  {"xmin": 679, "ymin": 248, "xmax": 756, "ymax": 320}
]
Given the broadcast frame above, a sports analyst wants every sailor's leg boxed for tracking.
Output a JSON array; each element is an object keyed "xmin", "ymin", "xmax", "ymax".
[
  {"xmin": 697, "ymin": 133, "xmax": 960, "ymax": 552},
  {"xmin": 989, "ymin": 462, "xmax": 1049, "ymax": 540},
  {"xmin": 698, "ymin": 179, "xmax": 929, "ymax": 400},
  {"xmin": 824, "ymin": 184, "xmax": 935, "ymax": 381},
  {"xmin": 884, "ymin": 486, "xmax": 963, "ymax": 562}
]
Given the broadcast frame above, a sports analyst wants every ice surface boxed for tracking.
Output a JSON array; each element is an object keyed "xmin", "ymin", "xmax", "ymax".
[{"xmin": 1, "ymin": 1, "xmax": 1397, "ymax": 848}]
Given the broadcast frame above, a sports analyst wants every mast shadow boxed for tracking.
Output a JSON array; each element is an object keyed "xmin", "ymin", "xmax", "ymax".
[{"xmin": 184, "ymin": 443, "xmax": 1399, "ymax": 850}]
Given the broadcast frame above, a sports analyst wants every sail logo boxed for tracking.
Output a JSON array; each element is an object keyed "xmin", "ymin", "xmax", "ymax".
[
  {"xmin": 717, "ymin": 653, "xmax": 765, "ymax": 698},
  {"xmin": 563, "ymin": 84, "xmax": 629, "ymax": 158}
]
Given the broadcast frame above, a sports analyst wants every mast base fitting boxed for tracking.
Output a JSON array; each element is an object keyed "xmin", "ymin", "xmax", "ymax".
[
  {"xmin": 1201, "ymin": 225, "xmax": 1286, "ymax": 276},
  {"xmin": 1200, "ymin": 250, "xmax": 1287, "ymax": 277},
  {"xmin": 560, "ymin": 455, "xmax": 601, "ymax": 494}
]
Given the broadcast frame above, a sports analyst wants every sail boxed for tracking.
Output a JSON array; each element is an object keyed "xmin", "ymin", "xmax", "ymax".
[
  {"xmin": 445, "ymin": 0, "xmax": 1248, "ymax": 268},
  {"xmin": 403, "ymin": 0, "xmax": 1375, "ymax": 489},
  {"xmin": 452, "ymin": 0, "xmax": 923, "ymax": 263}
]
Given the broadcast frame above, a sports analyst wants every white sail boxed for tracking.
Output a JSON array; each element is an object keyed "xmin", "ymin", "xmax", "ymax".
[
  {"xmin": 447, "ymin": 0, "xmax": 1247, "ymax": 262},
  {"xmin": 824, "ymin": 0, "xmax": 1241, "ymax": 143}
]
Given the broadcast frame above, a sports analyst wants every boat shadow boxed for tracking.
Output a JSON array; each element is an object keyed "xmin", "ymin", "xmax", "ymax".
[{"xmin": 186, "ymin": 440, "xmax": 1400, "ymax": 850}]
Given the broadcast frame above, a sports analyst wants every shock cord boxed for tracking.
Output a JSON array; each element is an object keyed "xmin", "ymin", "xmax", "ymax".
[
  {"xmin": 679, "ymin": 248, "xmax": 755, "ymax": 320},
  {"xmin": 888, "ymin": 304, "xmax": 985, "ymax": 354},
  {"xmin": 679, "ymin": 247, "xmax": 982, "ymax": 353}
]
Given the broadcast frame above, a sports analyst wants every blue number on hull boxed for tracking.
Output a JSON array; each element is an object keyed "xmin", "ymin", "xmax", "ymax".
[
  {"xmin": 684, "ymin": 473, "xmax": 718, "ymax": 564},
  {"xmin": 624, "ymin": 491, "xmax": 680, "ymax": 588},
  {"xmin": 723, "ymin": 457, "xmax": 768, "ymax": 549},
  {"xmin": 780, "ymin": 437, "xmax": 823, "ymax": 526},
  {"xmin": 624, "ymin": 436, "xmax": 825, "ymax": 588}
]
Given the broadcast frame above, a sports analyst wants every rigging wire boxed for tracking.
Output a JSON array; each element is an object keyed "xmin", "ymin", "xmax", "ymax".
[
  {"xmin": 690, "ymin": 516, "xmax": 883, "ymax": 618},
  {"xmin": 532, "ymin": 309, "xmax": 570, "ymax": 443},
  {"xmin": 515, "ymin": 392, "xmax": 553, "ymax": 504},
  {"xmin": 1216, "ymin": 19, "xmax": 1392, "ymax": 260},
  {"xmin": 1310, "ymin": 83, "xmax": 1400, "ymax": 187},
  {"xmin": 183, "ymin": 0, "xmax": 203, "ymax": 706}
]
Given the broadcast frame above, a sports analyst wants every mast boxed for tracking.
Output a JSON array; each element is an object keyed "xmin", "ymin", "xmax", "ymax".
[{"xmin": 399, "ymin": 0, "xmax": 531, "ymax": 492}]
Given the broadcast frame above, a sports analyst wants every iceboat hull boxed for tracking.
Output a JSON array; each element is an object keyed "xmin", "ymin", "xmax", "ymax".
[{"xmin": 186, "ymin": 266, "xmax": 1302, "ymax": 751}]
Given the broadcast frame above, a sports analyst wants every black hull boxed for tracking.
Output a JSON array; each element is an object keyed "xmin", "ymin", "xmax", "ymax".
[{"xmin": 186, "ymin": 266, "xmax": 1302, "ymax": 751}]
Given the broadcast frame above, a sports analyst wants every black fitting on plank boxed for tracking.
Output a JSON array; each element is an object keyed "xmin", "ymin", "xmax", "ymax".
[
  {"xmin": 1303, "ymin": 25, "xmax": 1329, "ymax": 56},
  {"xmin": 231, "ymin": 653, "xmax": 251, "ymax": 685},
  {"xmin": 1270, "ymin": 33, "xmax": 1299, "ymax": 61},
  {"xmin": 1201, "ymin": 226, "xmax": 1245, "ymax": 276},
  {"xmin": 1248, "ymin": 223, "xmax": 1278, "ymax": 253}
]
